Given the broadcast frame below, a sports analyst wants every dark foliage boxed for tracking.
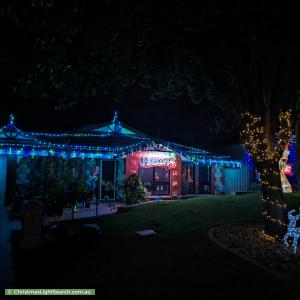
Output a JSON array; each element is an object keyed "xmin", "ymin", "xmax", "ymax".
[
  {"xmin": 124, "ymin": 173, "xmax": 147, "ymax": 205},
  {"xmin": 0, "ymin": 0, "xmax": 220, "ymax": 109}
]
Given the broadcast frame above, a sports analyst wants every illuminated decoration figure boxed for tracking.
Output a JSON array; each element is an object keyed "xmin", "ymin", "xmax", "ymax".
[
  {"xmin": 213, "ymin": 164, "xmax": 224, "ymax": 193},
  {"xmin": 283, "ymin": 209, "xmax": 300, "ymax": 254},
  {"xmin": 86, "ymin": 161, "xmax": 99, "ymax": 191},
  {"xmin": 279, "ymin": 146, "xmax": 292, "ymax": 193}
]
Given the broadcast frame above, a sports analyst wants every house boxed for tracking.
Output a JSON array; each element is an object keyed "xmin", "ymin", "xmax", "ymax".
[{"xmin": 0, "ymin": 112, "xmax": 251, "ymax": 206}]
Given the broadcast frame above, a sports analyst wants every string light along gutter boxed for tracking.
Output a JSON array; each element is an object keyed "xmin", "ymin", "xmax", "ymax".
[
  {"xmin": 0, "ymin": 141, "xmax": 241, "ymax": 167},
  {"xmin": 0, "ymin": 139, "xmax": 149, "ymax": 152},
  {"xmin": 0, "ymin": 147, "xmax": 116, "ymax": 159},
  {"xmin": 30, "ymin": 131, "xmax": 152, "ymax": 140},
  {"xmin": 0, "ymin": 114, "xmax": 241, "ymax": 167},
  {"xmin": 0, "ymin": 141, "xmax": 154, "ymax": 158}
]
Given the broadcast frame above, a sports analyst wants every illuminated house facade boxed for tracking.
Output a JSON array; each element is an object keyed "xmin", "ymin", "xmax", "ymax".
[{"xmin": 0, "ymin": 112, "xmax": 250, "ymax": 206}]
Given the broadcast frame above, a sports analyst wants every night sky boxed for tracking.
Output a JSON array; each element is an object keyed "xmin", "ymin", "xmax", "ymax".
[{"xmin": 1, "ymin": 94, "xmax": 234, "ymax": 149}]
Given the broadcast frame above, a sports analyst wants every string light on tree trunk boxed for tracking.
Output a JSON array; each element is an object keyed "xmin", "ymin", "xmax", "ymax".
[{"xmin": 241, "ymin": 110, "xmax": 292, "ymax": 233}]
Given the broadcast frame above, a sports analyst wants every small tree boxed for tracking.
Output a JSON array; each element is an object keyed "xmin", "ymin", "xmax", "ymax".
[{"xmin": 124, "ymin": 174, "xmax": 147, "ymax": 205}]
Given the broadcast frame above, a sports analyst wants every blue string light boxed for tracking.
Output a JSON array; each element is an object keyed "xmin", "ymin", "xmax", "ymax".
[
  {"xmin": 9, "ymin": 113, "xmax": 15, "ymax": 125},
  {"xmin": 0, "ymin": 114, "xmax": 242, "ymax": 167}
]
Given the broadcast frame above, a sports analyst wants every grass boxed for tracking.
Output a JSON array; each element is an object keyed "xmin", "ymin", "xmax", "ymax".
[{"xmin": 14, "ymin": 193, "xmax": 300, "ymax": 300}]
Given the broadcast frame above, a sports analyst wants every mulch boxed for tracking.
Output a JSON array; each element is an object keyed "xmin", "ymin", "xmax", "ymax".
[{"xmin": 209, "ymin": 223, "xmax": 300, "ymax": 288}]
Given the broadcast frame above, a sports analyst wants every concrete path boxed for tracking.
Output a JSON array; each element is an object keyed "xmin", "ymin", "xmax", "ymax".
[{"xmin": 43, "ymin": 203, "xmax": 123, "ymax": 225}]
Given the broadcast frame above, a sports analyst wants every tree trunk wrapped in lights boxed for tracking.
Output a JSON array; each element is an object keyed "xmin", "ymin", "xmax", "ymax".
[{"xmin": 241, "ymin": 110, "xmax": 292, "ymax": 238}]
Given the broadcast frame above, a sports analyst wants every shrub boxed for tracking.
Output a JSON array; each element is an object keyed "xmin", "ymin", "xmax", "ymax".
[
  {"xmin": 29, "ymin": 157, "xmax": 92, "ymax": 217},
  {"xmin": 124, "ymin": 174, "xmax": 147, "ymax": 205}
]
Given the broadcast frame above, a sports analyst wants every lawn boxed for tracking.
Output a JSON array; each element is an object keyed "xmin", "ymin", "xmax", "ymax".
[{"xmin": 14, "ymin": 193, "xmax": 300, "ymax": 299}]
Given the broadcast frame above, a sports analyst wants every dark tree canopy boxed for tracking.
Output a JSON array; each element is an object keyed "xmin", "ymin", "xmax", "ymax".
[
  {"xmin": 0, "ymin": 0, "xmax": 222, "ymax": 109},
  {"xmin": 1, "ymin": 1, "xmax": 300, "ymax": 137}
]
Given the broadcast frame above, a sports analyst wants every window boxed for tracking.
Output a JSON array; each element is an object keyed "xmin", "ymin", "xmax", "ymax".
[
  {"xmin": 154, "ymin": 167, "xmax": 169, "ymax": 183},
  {"xmin": 181, "ymin": 163, "xmax": 195, "ymax": 195},
  {"xmin": 138, "ymin": 168, "xmax": 154, "ymax": 194},
  {"xmin": 138, "ymin": 167, "xmax": 170, "ymax": 196},
  {"xmin": 198, "ymin": 165, "xmax": 211, "ymax": 194}
]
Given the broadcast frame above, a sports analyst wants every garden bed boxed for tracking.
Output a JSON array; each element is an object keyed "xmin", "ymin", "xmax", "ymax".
[{"xmin": 209, "ymin": 223, "xmax": 300, "ymax": 289}]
